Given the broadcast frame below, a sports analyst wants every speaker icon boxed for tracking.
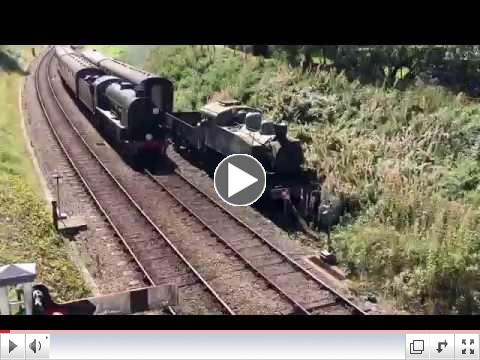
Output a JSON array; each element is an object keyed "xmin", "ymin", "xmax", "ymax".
[{"xmin": 29, "ymin": 339, "xmax": 42, "ymax": 354}]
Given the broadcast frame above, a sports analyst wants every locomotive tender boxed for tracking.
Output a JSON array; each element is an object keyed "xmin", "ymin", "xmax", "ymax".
[{"xmin": 54, "ymin": 45, "xmax": 172, "ymax": 167}]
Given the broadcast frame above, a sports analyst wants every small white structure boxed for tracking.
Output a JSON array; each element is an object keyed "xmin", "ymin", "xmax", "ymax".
[{"xmin": 0, "ymin": 263, "xmax": 37, "ymax": 315}]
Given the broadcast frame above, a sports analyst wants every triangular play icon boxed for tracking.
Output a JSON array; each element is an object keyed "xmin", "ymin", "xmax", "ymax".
[
  {"xmin": 9, "ymin": 340, "xmax": 17, "ymax": 353},
  {"xmin": 227, "ymin": 163, "xmax": 258, "ymax": 198}
]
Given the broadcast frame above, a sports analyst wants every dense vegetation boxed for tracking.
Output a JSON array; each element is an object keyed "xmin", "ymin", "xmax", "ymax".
[
  {"xmin": 143, "ymin": 45, "xmax": 480, "ymax": 314},
  {"xmin": 0, "ymin": 46, "xmax": 89, "ymax": 304},
  {"xmin": 230, "ymin": 45, "xmax": 480, "ymax": 94}
]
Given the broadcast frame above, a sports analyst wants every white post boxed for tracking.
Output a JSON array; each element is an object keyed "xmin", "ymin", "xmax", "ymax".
[
  {"xmin": 0, "ymin": 286, "xmax": 10, "ymax": 315},
  {"xmin": 23, "ymin": 283, "xmax": 33, "ymax": 315}
]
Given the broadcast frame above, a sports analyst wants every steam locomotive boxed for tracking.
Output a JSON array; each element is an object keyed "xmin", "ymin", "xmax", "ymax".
[
  {"xmin": 54, "ymin": 45, "xmax": 172, "ymax": 168},
  {"xmin": 165, "ymin": 100, "xmax": 318, "ymax": 210}
]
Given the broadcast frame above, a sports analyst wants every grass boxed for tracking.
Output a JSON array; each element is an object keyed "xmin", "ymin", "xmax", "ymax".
[
  {"xmin": 0, "ymin": 46, "xmax": 89, "ymax": 304},
  {"xmin": 0, "ymin": 175, "xmax": 90, "ymax": 303},
  {"xmin": 145, "ymin": 46, "xmax": 278, "ymax": 110},
  {"xmin": 0, "ymin": 64, "xmax": 39, "ymax": 190},
  {"xmin": 142, "ymin": 45, "xmax": 480, "ymax": 314}
]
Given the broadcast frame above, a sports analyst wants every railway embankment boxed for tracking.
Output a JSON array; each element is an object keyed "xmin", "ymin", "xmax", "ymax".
[{"xmin": 0, "ymin": 46, "xmax": 90, "ymax": 305}]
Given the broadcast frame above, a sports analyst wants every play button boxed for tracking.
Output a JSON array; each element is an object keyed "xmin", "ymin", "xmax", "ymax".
[
  {"xmin": 1, "ymin": 334, "xmax": 25, "ymax": 359},
  {"xmin": 214, "ymin": 154, "xmax": 266, "ymax": 206},
  {"xmin": 9, "ymin": 340, "xmax": 17, "ymax": 353}
]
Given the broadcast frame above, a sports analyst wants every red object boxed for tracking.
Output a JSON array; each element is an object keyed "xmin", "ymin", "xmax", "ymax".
[
  {"xmin": 0, "ymin": 330, "xmax": 10, "ymax": 333},
  {"xmin": 142, "ymin": 140, "xmax": 166, "ymax": 156},
  {"xmin": 281, "ymin": 189, "xmax": 290, "ymax": 200},
  {"xmin": 44, "ymin": 306, "xmax": 68, "ymax": 315}
]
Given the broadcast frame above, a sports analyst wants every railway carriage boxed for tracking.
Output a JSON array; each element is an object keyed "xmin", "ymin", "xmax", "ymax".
[{"xmin": 55, "ymin": 46, "xmax": 104, "ymax": 108}]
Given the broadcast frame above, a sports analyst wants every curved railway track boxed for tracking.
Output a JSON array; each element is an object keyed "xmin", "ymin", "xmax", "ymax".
[
  {"xmin": 35, "ymin": 48, "xmax": 365, "ymax": 315},
  {"xmin": 35, "ymin": 48, "xmax": 233, "ymax": 315}
]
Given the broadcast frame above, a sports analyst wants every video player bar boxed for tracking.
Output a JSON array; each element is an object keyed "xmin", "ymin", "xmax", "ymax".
[{"xmin": 0, "ymin": 331, "xmax": 478, "ymax": 360}]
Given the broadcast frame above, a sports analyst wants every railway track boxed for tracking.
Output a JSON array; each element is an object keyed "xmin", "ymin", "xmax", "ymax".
[
  {"xmin": 145, "ymin": 169, "xmax": 366, "ymax": 315},
  {"xmin": 35, "ymin": 48, "xmax": 365, "ymax": 315},
  {"xmin": 35, "ymin": 48, "xmax": 233, "ymax": 315}
]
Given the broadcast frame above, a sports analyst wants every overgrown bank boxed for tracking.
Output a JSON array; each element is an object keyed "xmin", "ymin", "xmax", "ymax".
[
  {"xmin": 141, "ymin": 46, "xmax": 480, "ymax": 314},
  {"xmin": 0, "ymin": 46, "xmax": 89, "ymax": 305}
]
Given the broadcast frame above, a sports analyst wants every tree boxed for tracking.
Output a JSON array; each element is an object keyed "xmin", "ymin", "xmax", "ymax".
[
  {"xmin": 269, "ymin": 45, "xmax": 302, "ymax": 66},
  {"xmin": 300, "ymin": 45, "xmax": 317, "ymax": 72},
  {"xmin": 252, "ymin": 45, "xmax": 269, "ymax": 57},
  {"xmin": 268, "ymin": 45, "xmax": 480, "ymax": 93}
]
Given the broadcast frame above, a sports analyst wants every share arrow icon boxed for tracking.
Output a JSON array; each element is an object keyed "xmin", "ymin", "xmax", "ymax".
[{"xmin": 437, "ymin": 340, "xmax": 448, "ymax": 353}]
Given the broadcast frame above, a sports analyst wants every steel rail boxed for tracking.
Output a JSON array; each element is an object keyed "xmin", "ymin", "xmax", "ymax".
[{"xmin": 148, "ymin": 167, "xmax": 366, "ymax": 315}]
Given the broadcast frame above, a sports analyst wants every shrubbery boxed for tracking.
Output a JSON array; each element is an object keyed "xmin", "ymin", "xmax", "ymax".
[
  {"xmin": 143, "ymin": 45, "xmax": 480, "ymax": 313},
  {"xmin": 266, "ymin": 46, "xmax": 480, "ymax": 94}
]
